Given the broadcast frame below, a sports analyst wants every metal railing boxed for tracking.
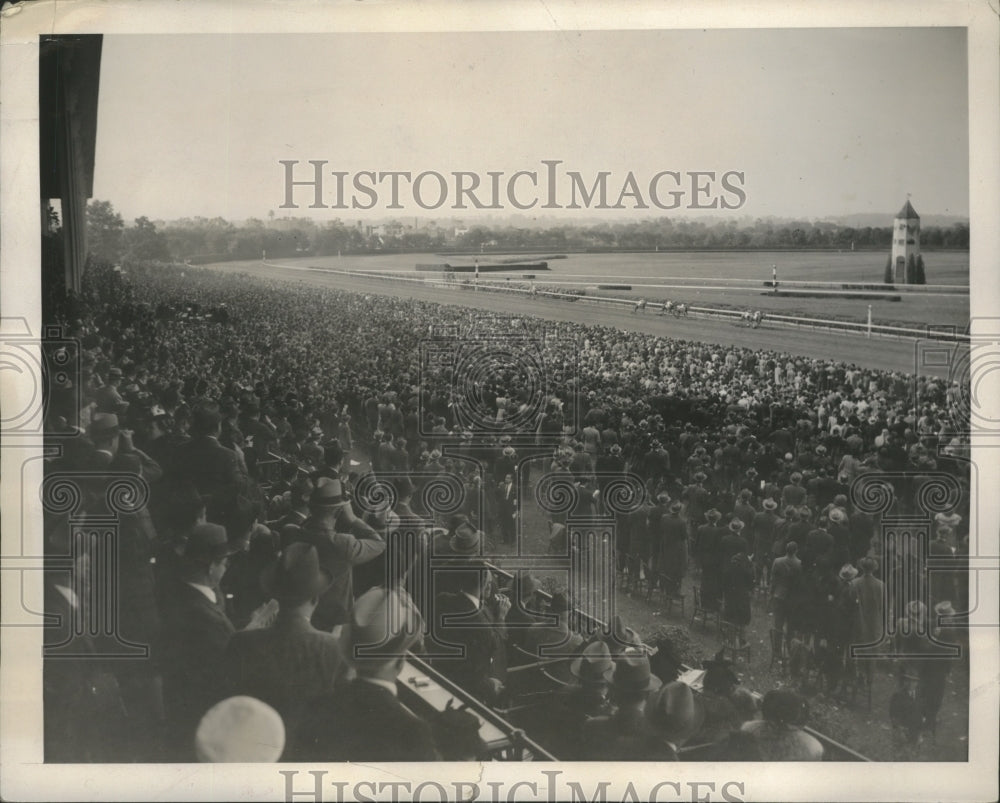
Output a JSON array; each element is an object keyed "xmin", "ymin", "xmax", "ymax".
[{"xmin": 481, "ymin": 560, "xmax": 871, "ymax": 761}]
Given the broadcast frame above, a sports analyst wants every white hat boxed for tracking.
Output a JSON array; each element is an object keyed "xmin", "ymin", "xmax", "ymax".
[
  {"xmin": 195, "ymin": 696, "xmax": 285, "ymax": 762},
  {"xmin": 352, "ymin": 586, "xmax": 424, "ymax": 660}
]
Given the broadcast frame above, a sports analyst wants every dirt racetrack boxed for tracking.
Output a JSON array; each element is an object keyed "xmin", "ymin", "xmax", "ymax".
[{"xmin": 201, "ymin": 259, "xmax": 963, "ymax": 378}]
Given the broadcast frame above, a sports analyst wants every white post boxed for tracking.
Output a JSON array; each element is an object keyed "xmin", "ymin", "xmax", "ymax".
[
  {"xmin": 262, "ymin": 249, "xmax": 266, "ymax": 261},
  {"xmin": 772, "ymin": 264, "xmax": 777, "ymax": 294},
  {"xmin": 867, "ymin": 304, "xmax": 872, "ymax": 338},
  {"xmin": 475, "ymin": 259, "xmax": 479, "ymax": 290}
]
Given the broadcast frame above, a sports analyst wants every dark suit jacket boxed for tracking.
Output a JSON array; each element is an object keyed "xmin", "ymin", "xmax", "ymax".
[
  {"xmin": 290, "ymin": 678, "xmax": 439, "ymax": 762},
  {"xmin": 168, "ymin": 435, "xmax": 246, "ymax": 503},
  {"xmin": 222, "ymin": 613, "xmax": 351, "ymax": 733},
  {"xmin": 430, "ymin": 592, "xmax": 506, "ymax": 704},
  {"xmin": 158, "ymin": 582, "xmax": 235, "ymax": 737}
]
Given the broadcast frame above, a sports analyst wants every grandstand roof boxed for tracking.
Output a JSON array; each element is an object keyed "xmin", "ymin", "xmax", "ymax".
[{"xmin": 895, "ymin": 200, "xmax": 920, "ymax": 220}]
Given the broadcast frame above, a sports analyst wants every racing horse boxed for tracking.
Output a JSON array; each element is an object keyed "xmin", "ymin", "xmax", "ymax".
[
  {"xmin": 672, "ymin": 302, "xmax": 689, "ymax": 318},
  {"xmin": 632, "ymin": 299, "xmax": 647, "ymax": 314}
]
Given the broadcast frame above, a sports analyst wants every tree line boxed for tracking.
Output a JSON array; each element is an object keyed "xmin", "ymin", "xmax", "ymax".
[{"xmin": 82, "ymin": 200, "xmax": 970, "ymax": 264}]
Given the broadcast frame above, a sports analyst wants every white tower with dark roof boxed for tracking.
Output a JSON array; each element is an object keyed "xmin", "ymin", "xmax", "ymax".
[{"xmin": 891, "ymin": 200, "xmax": 920, "ymax": 283}]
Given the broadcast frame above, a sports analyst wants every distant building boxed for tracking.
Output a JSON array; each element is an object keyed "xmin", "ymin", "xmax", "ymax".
[{"xmin": 891, "ymin": 200, "xmax": 920, "ymax": 283}]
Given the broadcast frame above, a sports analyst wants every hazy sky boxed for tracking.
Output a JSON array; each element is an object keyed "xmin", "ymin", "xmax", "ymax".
[{"xmin": 92, "ymin": 28, "xmax": 969, "ymax": 223}]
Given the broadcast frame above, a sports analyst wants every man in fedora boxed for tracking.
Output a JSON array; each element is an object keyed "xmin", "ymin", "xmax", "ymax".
[
  {"xmin": 577, "ymin": 648, "xmax": 663, "ymax": 759},
  {"xmin": 292, "ymin": 477, "xmax": 385, "ymax": 632},
  {"xmin": 158, "ymin": 522, "xmax": 241, "ymax": 758},
  {"xmin": 721, "ymin": 518, "xmax": 750, "ymax": 562},
  {"xmin": 781, "ymin": 472, "xmax": 806, "ymax": 509},
  {"xmin": 534, "ymin": 640, "xmax": 615, "ymax": 759},
  {"xmin": 289, "ymin": 586, "xmax": 438, "ymax": 761},
  {"xmin": 645, "ymin": 680, "xmax": 706, "ymax": 760},
  {"xmin": 221, "ymin": 543, "xmax": 351, "ymax": 735}
]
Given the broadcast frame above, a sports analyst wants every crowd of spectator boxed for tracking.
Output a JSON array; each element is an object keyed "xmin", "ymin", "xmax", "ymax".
[{"xmin": 40, "ymin": 261, "xmax": 969, "ymax": 762}]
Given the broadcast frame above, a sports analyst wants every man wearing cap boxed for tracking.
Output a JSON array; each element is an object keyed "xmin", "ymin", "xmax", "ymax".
[
  {"xmin": 221, "ymin": 543, "xmax": 351, "ymax": 734},
  {"xmin": 158, "ymin": 522, "xmax": 240, "ymax": 757},
  {"xmin": 289, "ymin": 587, "xmax": 438, "ymax": 761},
  {"xmin": 292, "ymin": 477, "xmax": 385, "ymax": 632}
]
